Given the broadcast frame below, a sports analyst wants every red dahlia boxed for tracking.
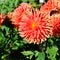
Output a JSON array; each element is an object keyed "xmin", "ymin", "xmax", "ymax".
[
  {"xmin": 11, "ymin": 3, "xmax": 31, "ymax": 28},
  {"xmin": 50, "ymin": 17, "xmax": 60, "ymax": 37},
  {"xmin": 18, "ymin": 10, "xmax": 52, "ymax": 44},
  {"xmin": 40, "ymin": 0, "xmax": 58, "ymax": 17},
  {"xmin": 50, "ymin": 0, "xmax": 60, "ymax": 9}
]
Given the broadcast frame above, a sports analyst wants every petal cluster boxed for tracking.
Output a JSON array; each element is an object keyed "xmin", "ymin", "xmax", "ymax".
[
  {"xmin": 11, "ymin": 3, "xmax": 31, "ymax": 28},
  {"xmin": 11, "ymin": 0, "xmax": 60, "ymax": 44},
  {"xmin": 40, "ymin": 0, "xmax": 60, "ymax": 37},
  {"xmin": 40, "ymin": 0, "xmax": 59, "ymax": 17},
  {"xmin": 52, "ymin": 17, "xmax": 60, "ymax": 37},
  {"xmin": 11, "ymin": 3, "xmax": 53, "ymax": 44},
  {"xmin": 18, "ymin": 10, "xmax": 52, "ymax": 44}
]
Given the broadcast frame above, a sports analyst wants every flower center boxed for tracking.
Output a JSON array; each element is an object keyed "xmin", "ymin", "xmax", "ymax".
[{"xmin": 31, "ymin": 22, "xmax": 37, "ymax": 29}]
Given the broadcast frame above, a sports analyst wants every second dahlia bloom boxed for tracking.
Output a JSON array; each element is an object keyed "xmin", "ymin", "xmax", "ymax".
[
  {"xmin": 11, "ymin": 3, "xmax": 31, "ymax": 28},
  {"xmin": 18, "ymin": 10, "xmax": 52, "ymax": 44},
  {"xmin": 46, "ymin": 5, "xmax": 60, "ymax": 37},
  {"xmin": 50, "ymin": 17, "xmax": 60, "ymax": 37},
  {"xmin": 40, "ymin": 0, "xmax": 60, "ymax": 37},
  {"xmin": 40, "ymin": 0, "xmax": 58, "ymax": 17},
  {"xmin": 50, "ymin": 0, "xmax": 60, "ymax": 9},
  {"xmin": 53, "ymin": 18, "xmax": 60, "ymax": 37}
]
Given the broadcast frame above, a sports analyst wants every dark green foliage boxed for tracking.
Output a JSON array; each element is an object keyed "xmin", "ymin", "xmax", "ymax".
[{"xmin": 0, "ymin": 0, "xmax": 20, "ymax": 14}]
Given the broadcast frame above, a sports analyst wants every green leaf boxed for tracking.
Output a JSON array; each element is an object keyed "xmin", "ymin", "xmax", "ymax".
[
  {"xmin": 1, "ymin": 54, "xmax": 8, "ymax": 60},
  {"xmin": 21, "ymin": 0, "xmax": 28, "ymax": 2},
  {"xmin": 21, "ymin": 51, "xmax": 34, "ymax": 56},
  {"xmin": 36, "ymin": 52, "xmax": 45, "ymax": 60},
  {"xmin": 21, "ymin": 51, "xmax": 34, "ymax": 59},
  {"xmin": 0, "ymin": 32, "xmax": 5, "ymax": 40},
  {"xmin": 12, "ymin": 41, "xmax": 19, "ymax": 50},
  {"xmin": 34, "ymin": 51, "xmax": 39, "ymax": 57},
  {"xmin": 29, "ymin": 0, "xmax": 35, "ymax": 3},
  {"xmin": 48, "ymin": 38, "xmax": 54, "ymax": 45},
  {"xmin": 1, "ymin": 26, "xmax": 9, "ymax": 35},
  {"xmin": 13, "ymin": 34, "xmax": 18, "ymax": 40},
  {"xmin": 46, "ymin": 46, "xmax": 58, "ymax": 60}
]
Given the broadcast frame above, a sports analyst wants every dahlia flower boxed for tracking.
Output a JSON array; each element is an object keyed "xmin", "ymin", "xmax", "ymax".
[
  {"xmin": 40, "ymin": 0, "xmax": 58, "ymax": 17},
  {"xmin": 50, "ymin": 17, "xmax": 60, "ymax": 37},
  {"xmin": 48, "ymin": 11, "xmax": 60, "ymax": 37},
  {"xmin": 18, "ymin": 10, "xmax": 52, "ymax": 44},
  {"xmin": 0, "ymin": 14, "xmax": 6, "ymax": 25},
  {"xmin": 40, "ymin": 0, "xmax": 60, "ymax": 37},
  {"xmin": 50, "ymin": 0, "xmax": 60, "ymax": 9},
  {"xmin": 11, "ymin": 3, "xmax": 31, "ymax": 28}
]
